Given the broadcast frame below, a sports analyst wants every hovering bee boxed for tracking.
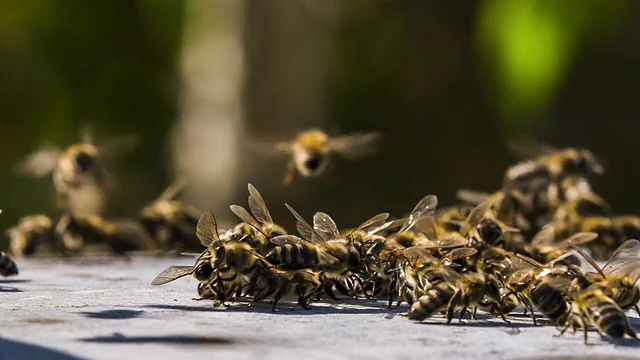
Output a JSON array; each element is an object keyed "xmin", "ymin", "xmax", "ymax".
[
  {"xmin": 228, "ymin": 183, "xmax": 287, "ymax": 256},
  {"xmin": 6, "ymin": 214, "xmax": 54, "ymax": 256},
  {"xmin": 140, "ymin": 180, "xmax": 202, "ymax": 253},
  {"xmin": 275, "ymin": 128, "xmax": 381, "ymax": 184},
  {"xmin": 559, "ymin": 287, "xmax": 637, "ymax": 343},
  {"xmin": 0, "ymin": 252, "xmax": 19, "ymax": 277},
  {"xmin": 572, "ymin": 239, "xmax": 640, "ymax": 315}
]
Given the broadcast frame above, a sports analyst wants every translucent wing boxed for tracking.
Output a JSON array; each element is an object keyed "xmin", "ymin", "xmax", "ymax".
[
  {"xmin": 367, "ymin": 217, "xmax": 407, "ymax": 236},
  {"xmin": 456, "ymin": 189, "xmax": 491, "ymax": 205},
  {"xmin": 196, "ymin": 212, "xmax": 220, "ymax": 247},
  {"xmin": 270, "ymin": 234, "xmax": 304, "ymax": 246},
  {"xmin": 151, "ymin": 265, "xmax": 194, "ymax": 285},
  {"xmin": 355, "ymin": 213, "xmax": 390, "ymax": 233},
  {"xmin": 247, "ymin": 183, "xmax": 273, "ymax": 224},
  {"xmin": 419, "ymin": 234, "xmax": 468, "ymax": 249},
  {"xmin": 327, "ymin": 132, "xmax": 381, "ymax": 160},
  {"xmin": 459, "ymin": 201, "xmax": 492, "ymax": 235},
  {"xmin": 403, "ymin": 246, "xmax": 438, "ymax": 267},
  {"xmin": 556, "ymin": 232, "xmax": 598, "ymax": 249},
  {"xmin": 506, "ymin": 138, "xmax": 558, "ymax": 161},
  {"xmin": 602, "ymin": 239, "xmax": 640, "ymax": 275},
  {"xmin": 317, "ymin": 250, "xmax": 341, "ymax": 266},
  {"xmin": 400, "ymin": 195, "xmax": 438, "ymax": 233},
  {"xmin": 15, "ymin": 146, "xmax": 61, "ymax": 177},
  {"xmin": 285, "ymin": 203, "xmax": 324, "ymax": 243},
  {"xmin": 313, "ymin": 212, "xmax": 341, "ymax": 241},
  {"xmin": 156, "ymin": 179, "xmax": 187, "ymax": 202},
  {"xmin": 531, "ymin": 225, "xmax": 556, "ymax": 247},
  {"xmin": 229, "ymin": 204, "xmax": 262, "ymax": 231},
  {"xmin": 414, "ymin": 216, "xmax": 439, "ymax": 240},
  {"xmin": 441, "ymin": 248, "xmax": 478, "ymax": 264}
]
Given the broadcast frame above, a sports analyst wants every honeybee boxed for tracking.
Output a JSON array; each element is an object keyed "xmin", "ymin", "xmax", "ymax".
[
  {"xmin": 559, "ymin": 287, "xmax": 637, "ymax": 343},
  {"xmin": 457, "ymin": 201, "xmax": 519, "ymax": 249},
  {"xmin": 275, "ymin": 128, "xmax": 381, "ymax": 184},
  {"xmin": 55, "ymin": 214, "xmax": 152, "ymax": 255},
  {"xmin": 0, "ymin": 252, "xmax": 19, "ymax": 277},
  {"xmin": 383, "ymin": 195, "xmax": 439, "ymax": 250},
  {"xmin": 557, "ymin": 216, "xmax": 624, "ymax": 260},
  {"xmin": 502, "ymin": 254, "xmax": 582, "ymax": 325},
  {"xmin": 228, "ymin": 184, "xmax": 287, "ymax": 256},
  {"xmin": 407, "ymin": 265, "xmax": 504, "ymax": 323},
  {"xmin": 140, "ymin": 180, "xmax": 202, "ymax": 253},
  {"xmin": 250, "ymin": 268, "xmax": 325, "ymax": 311},
  {"xmin": 573, "ymin": 239, "xmax": 640, "ymax": 315},
  {"xmin": 6, "ymin": 214, "xmax": 54, "ymax": 256},
  {"xmin": 265, "ymin": 204, "xmax": 339, "ymax": 271},
  {"xmin": 524, "ymin": 225, "xmax": 598, "ymax": 266}
]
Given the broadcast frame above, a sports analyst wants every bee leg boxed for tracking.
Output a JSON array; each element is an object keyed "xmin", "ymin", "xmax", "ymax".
[
  {"xmin": 446, "ymin": 290, "xmax": 463, "ymax": 325},
  {"xmin": 458, "ymin": 295, "xmax": 470, "ymax": 323},
  {"xmin": 634, "ymin": 304, "xmax": 640, "ymax": 317},
  {"xmin": 271, "ymin": 288, "xmax": 286, "ymax": 312},
  {"xmin": 324, "ymin": 282, "xmax": 340, "ymax": 301},
  {"xmin": 626, "ymin": 325, "xmax": 637, "ymax": 340},
  {"xmin": 388, "ymin": 270, "xmax": 398, "ymax": 310},
  {"xmin": 284, "ymin": 162, "xmax": 298, "ymax": 185},
  {"xmin": 516, "ymin": 294, "xmax": 537, "ymax": 326},
  {"xmin": 353, "ymin": 275, "xmax": 375, "ymax": 301},
  {"xmin": 333, "ymin": 279, "xmax": 353, "ymax": 298},
  {"xmin": 471, "ymin": 306, "xmax": 478, "ymax": 320}
]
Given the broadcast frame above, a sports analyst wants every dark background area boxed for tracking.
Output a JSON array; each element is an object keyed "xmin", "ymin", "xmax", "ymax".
[{"xmin": 0, "ymin": 0, "xmax": 638, "ymax": 239}]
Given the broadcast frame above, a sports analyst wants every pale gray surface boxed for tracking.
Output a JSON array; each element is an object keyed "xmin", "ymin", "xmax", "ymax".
[{"xmin": 1, "ymin": 257, "xmax": 639, "ymax": 360}]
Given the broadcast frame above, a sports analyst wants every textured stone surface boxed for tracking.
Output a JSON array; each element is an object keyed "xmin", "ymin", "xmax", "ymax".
[{"xmin": 1, "ymin": 257, "xmax": 638, "ymax": 360}]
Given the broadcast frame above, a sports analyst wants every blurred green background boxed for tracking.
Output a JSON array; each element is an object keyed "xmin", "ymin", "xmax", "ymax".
[{"xmin": 0, "ymin": 0, "xmax": 638, "ymax": 237}]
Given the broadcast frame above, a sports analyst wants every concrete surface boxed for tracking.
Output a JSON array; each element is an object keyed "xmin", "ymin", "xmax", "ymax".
[{"xmin": 1, "ymin": 256, "xmax": 639, "ymax": 360}]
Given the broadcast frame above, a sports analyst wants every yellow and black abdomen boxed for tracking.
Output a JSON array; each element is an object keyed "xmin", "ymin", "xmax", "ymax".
[
  {"xmin": 266, "ymin": 243, "xmax": 320, "ymax": 270},
  {"xmin": 529, "ymin": 281, "xmax": 568, "ymax": 324},
  {"xmin": 408, "ymin": 283, "xmax": 455, "ymax": 322}
]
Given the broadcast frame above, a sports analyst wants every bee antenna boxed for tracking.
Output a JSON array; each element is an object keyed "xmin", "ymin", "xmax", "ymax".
[{"xmin": 570, "ymin": 243, "xmax": 605, "ymax": 278}]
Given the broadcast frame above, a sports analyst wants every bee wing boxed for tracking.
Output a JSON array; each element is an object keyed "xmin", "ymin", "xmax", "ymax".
[
  {"xmin": 270, "ymin": 234, "xmax": 304, "ymax": 245},
  {"xmin": 15, "ymin": 146, "xmax": 61, "ymax": 177},
  {"xmin": 602, "ymin": 239, "xmax": 640, "ymax": 275},
  {"xmin": 354, "ymin": 213, "xmax": 390, "ymax": 233},
  {"xmin": 285, "ymin": 203, "xmax": 324, "ymax": 243},
  {"xmin": 506, "ymin": 138, "xmax": 559, "ymax": 160},
  {"xmin": 441, "ymin": 247, "xmax": 478, "ymax": 264},
  {"xmin": 414, "ymin": 216, "xmax": 439, "ymax": 240},
  {"xmin": 557, "ymin": 232, "xmax": 598, "ymax": 249},
  {"xmin": 456, "ymin": 189, "xmax": 491, "ymax": 205},
  {"xmin": 313, "ymin": 212, "xmax": 341, "ymax": 241},
  {"xmin": 400, "ymin": 195, "xmax": 438, "ymax": 233},
  {"xmin": 317, "ymin": 250, "xmax": 341, "ymax": 267},
  {"xmin": 327, "ymin": 132, "xmax": 381, "ymax": 160},
  {"xmin": 247, "ymin": 184, "xmax": 274, "ymax": 224},
  {"xmin": 531, "ymin": 225, "xmax": 557, "ymax": 248},
  {"xmin": 196, "ymin": 212, "xmax": 220, "ymax": 247},
  {"xmin": 459, "ymin": 201, "xmax": 492, "ymax": 235},
  {"xmin": 151, "ymin": 265, "xmax": 194, "ymax": 285},
  {"xmin": 541, "ymin": 276, "xmax": 574, "ymax": 293},
  {"xmin": 515, "ymin": 253, "xmax": 544, "ymax": 268},
  {"xmin": 156, "ymin": 179, "xmax": 187, "ymax": 202},
  {"xmin": 229, "ymin": 204, "xmax": 262, "ymax": 231},
  {"xmin": 403, "ymin": 246, "xmax": 438, "ymax": 266},
  {"xmin": 367, "ymin": 217, "xmax": 407, "ymax": 236},
  {"xmin": 420, "ymin": 234, "xmax": 468, "ymax": 249}
]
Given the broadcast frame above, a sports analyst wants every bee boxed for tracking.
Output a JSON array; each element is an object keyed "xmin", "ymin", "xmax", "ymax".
[
  {"xmin": 551, "ymin": 193, "xmax": 612, "ymax": 233},
  {"xmin": 524, "ymin": 225, "xmax": 598, "ymax": 266},
  {"xmin": 382, "ymin": 195, "xmax": 439, "ymax": 251},
  {"xmin": 407, "ymin": 264, "xmax": 504, "ymax": 323},
  {"xmin": 6, "ymin": 214, "xmax": 54, "ymax": 256},
  {"xmin": 195, "ymin": 212, "xmax": 271, "ymax": 304},
  {"xmin": 557, "ymin": 216, "xmax": 624, "ymax": 260},
  {"xmin": 559, "ymin": 287, "xmax": 637, "ymax": 343},
  {"xmin": 502, "ymin": 253, "xmax": 582, "ymax": 325},
  {"xmin": 55, "ymin": 214, "xmax": 152, "ymax": 255},
  {"xmin": 140, "ymin": 180, "xmax": 202, "ymax": 253},
  {"xmin": 456, "ymin": 201, "xmax": 519, "ymax": 250},
  {"xmin": 0, "ymin": 252, "xmax": 19, "ymax": 277},
  {"xmin": 265, "ymin": 204, "xmax": 339, "ymax": 271},
  {"xmin": 572, "ymin": 239, "xmax": 640, "ymax": 315},
  {"xmin": 250, "ymin": 268, "xmax": 325, "ymax": 311},
  {"xmin": 151, "ymin": 251, "xmax": 215, "ymax": 286},
  {"xmin": 275, "ymin": 128, "xmax": 381, "ymax": 184},
  {"xmin": 227, "ymin": 184, "xmax": 287, "ymax": 256}
]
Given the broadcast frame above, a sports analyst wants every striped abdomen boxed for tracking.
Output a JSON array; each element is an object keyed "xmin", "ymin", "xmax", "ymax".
[
  {"xmin": 582, "ymin": 291, "xmax": 629, "ymax": 339},
  {"xmin": 408, "ymin": 283, "xmax": 455, "ymax": 321},
  {"xmin": 530, "ymin": 281, "xmax": 568, "ymax": 323},
  {"xmin": 266, "ymin": 243, "xmax": 319, "ymax": 270}
]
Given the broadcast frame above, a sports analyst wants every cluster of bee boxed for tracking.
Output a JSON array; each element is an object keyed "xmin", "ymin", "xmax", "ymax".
[
  {"xmin": 6, "ymin": 139, "xmax": 202, "ymax": 256},
  {"xmin": 153, "ymin": 146, "xmax": 640, "ymax": 344}
]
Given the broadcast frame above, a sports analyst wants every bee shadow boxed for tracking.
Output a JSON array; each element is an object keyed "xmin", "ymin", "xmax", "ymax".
[
  {"xmin": 416, "ymin": 312, "xmax": 541, "ymax": 328},
  {"xmin": 0, "ymin": 337, "xmax": 83, "ymax": 360},
  {"xmin": 78, "ymin": 333, "xmax": 236, "ymax": 346},
  {"xmin": 0, "ymin": 286, "xmax": 22, "ymax": 292},
  {"xmin": 80, "ymin": 309, "xmax": 145, "ymax": 319},
  {"xmin": 145, "ymin": 300, "xmax": 393, "ymax": 315},
  {"xmin": 0, "ymin": 279, "xmax": 31, "ymax": 284}
]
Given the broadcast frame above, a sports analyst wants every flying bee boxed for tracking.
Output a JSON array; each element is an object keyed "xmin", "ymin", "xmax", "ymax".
[
  {"xmin": 250, "ymin": 268, "xmax": 325, "ymax": 311},
  {"xmin": 228, "ymin": 183, "xmax": 287, "ymax": 256},
  {"xmin": 140, "ymin": 180, "xmax": 202, "ymax": 253},
  {"xmin": 0, "ymin": 252, "xmax": 19, "ymax": 277},
  {"xmin": 265, "ymin": 204, "xmax": 339, "ymax": 272},
  {"xmin": 524, "ymin": 225, "xmax": 598, "ymax": 266},
  {"xmin": 407, "ymin": 264, "xmax": 504, "ymax": 323},
  {"xmin": 55, "ymin": 214, "xmax": 152, "ymax": 255},
  {"xmin": 572, "ymin": 239, "xmax": 640, "ymax": 316},
  {"xmin": 275, "ymin": 128, "xmax": 381, "ymax": 184},
  {"xmin": 6, "ymin": 214, "xmax": 54, "ymax": 256},
  {"xmin": 559, "ymin": 288, "xmax": 637, "ymax": 344}
]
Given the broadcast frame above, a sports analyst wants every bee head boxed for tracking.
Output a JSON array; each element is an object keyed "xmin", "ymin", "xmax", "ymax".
[
  {"xmin": 573, "ymin": 150, "xmax": 604, "ymax": 176},
  {"xmin": 477, "ymin": 220, "xmax": 503, "ymax": 246}
]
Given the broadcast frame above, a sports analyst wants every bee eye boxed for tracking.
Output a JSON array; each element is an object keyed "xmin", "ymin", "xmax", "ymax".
[{"xmin": 75, "ymin": 152, "xmax": 95, "ymax": 172}]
